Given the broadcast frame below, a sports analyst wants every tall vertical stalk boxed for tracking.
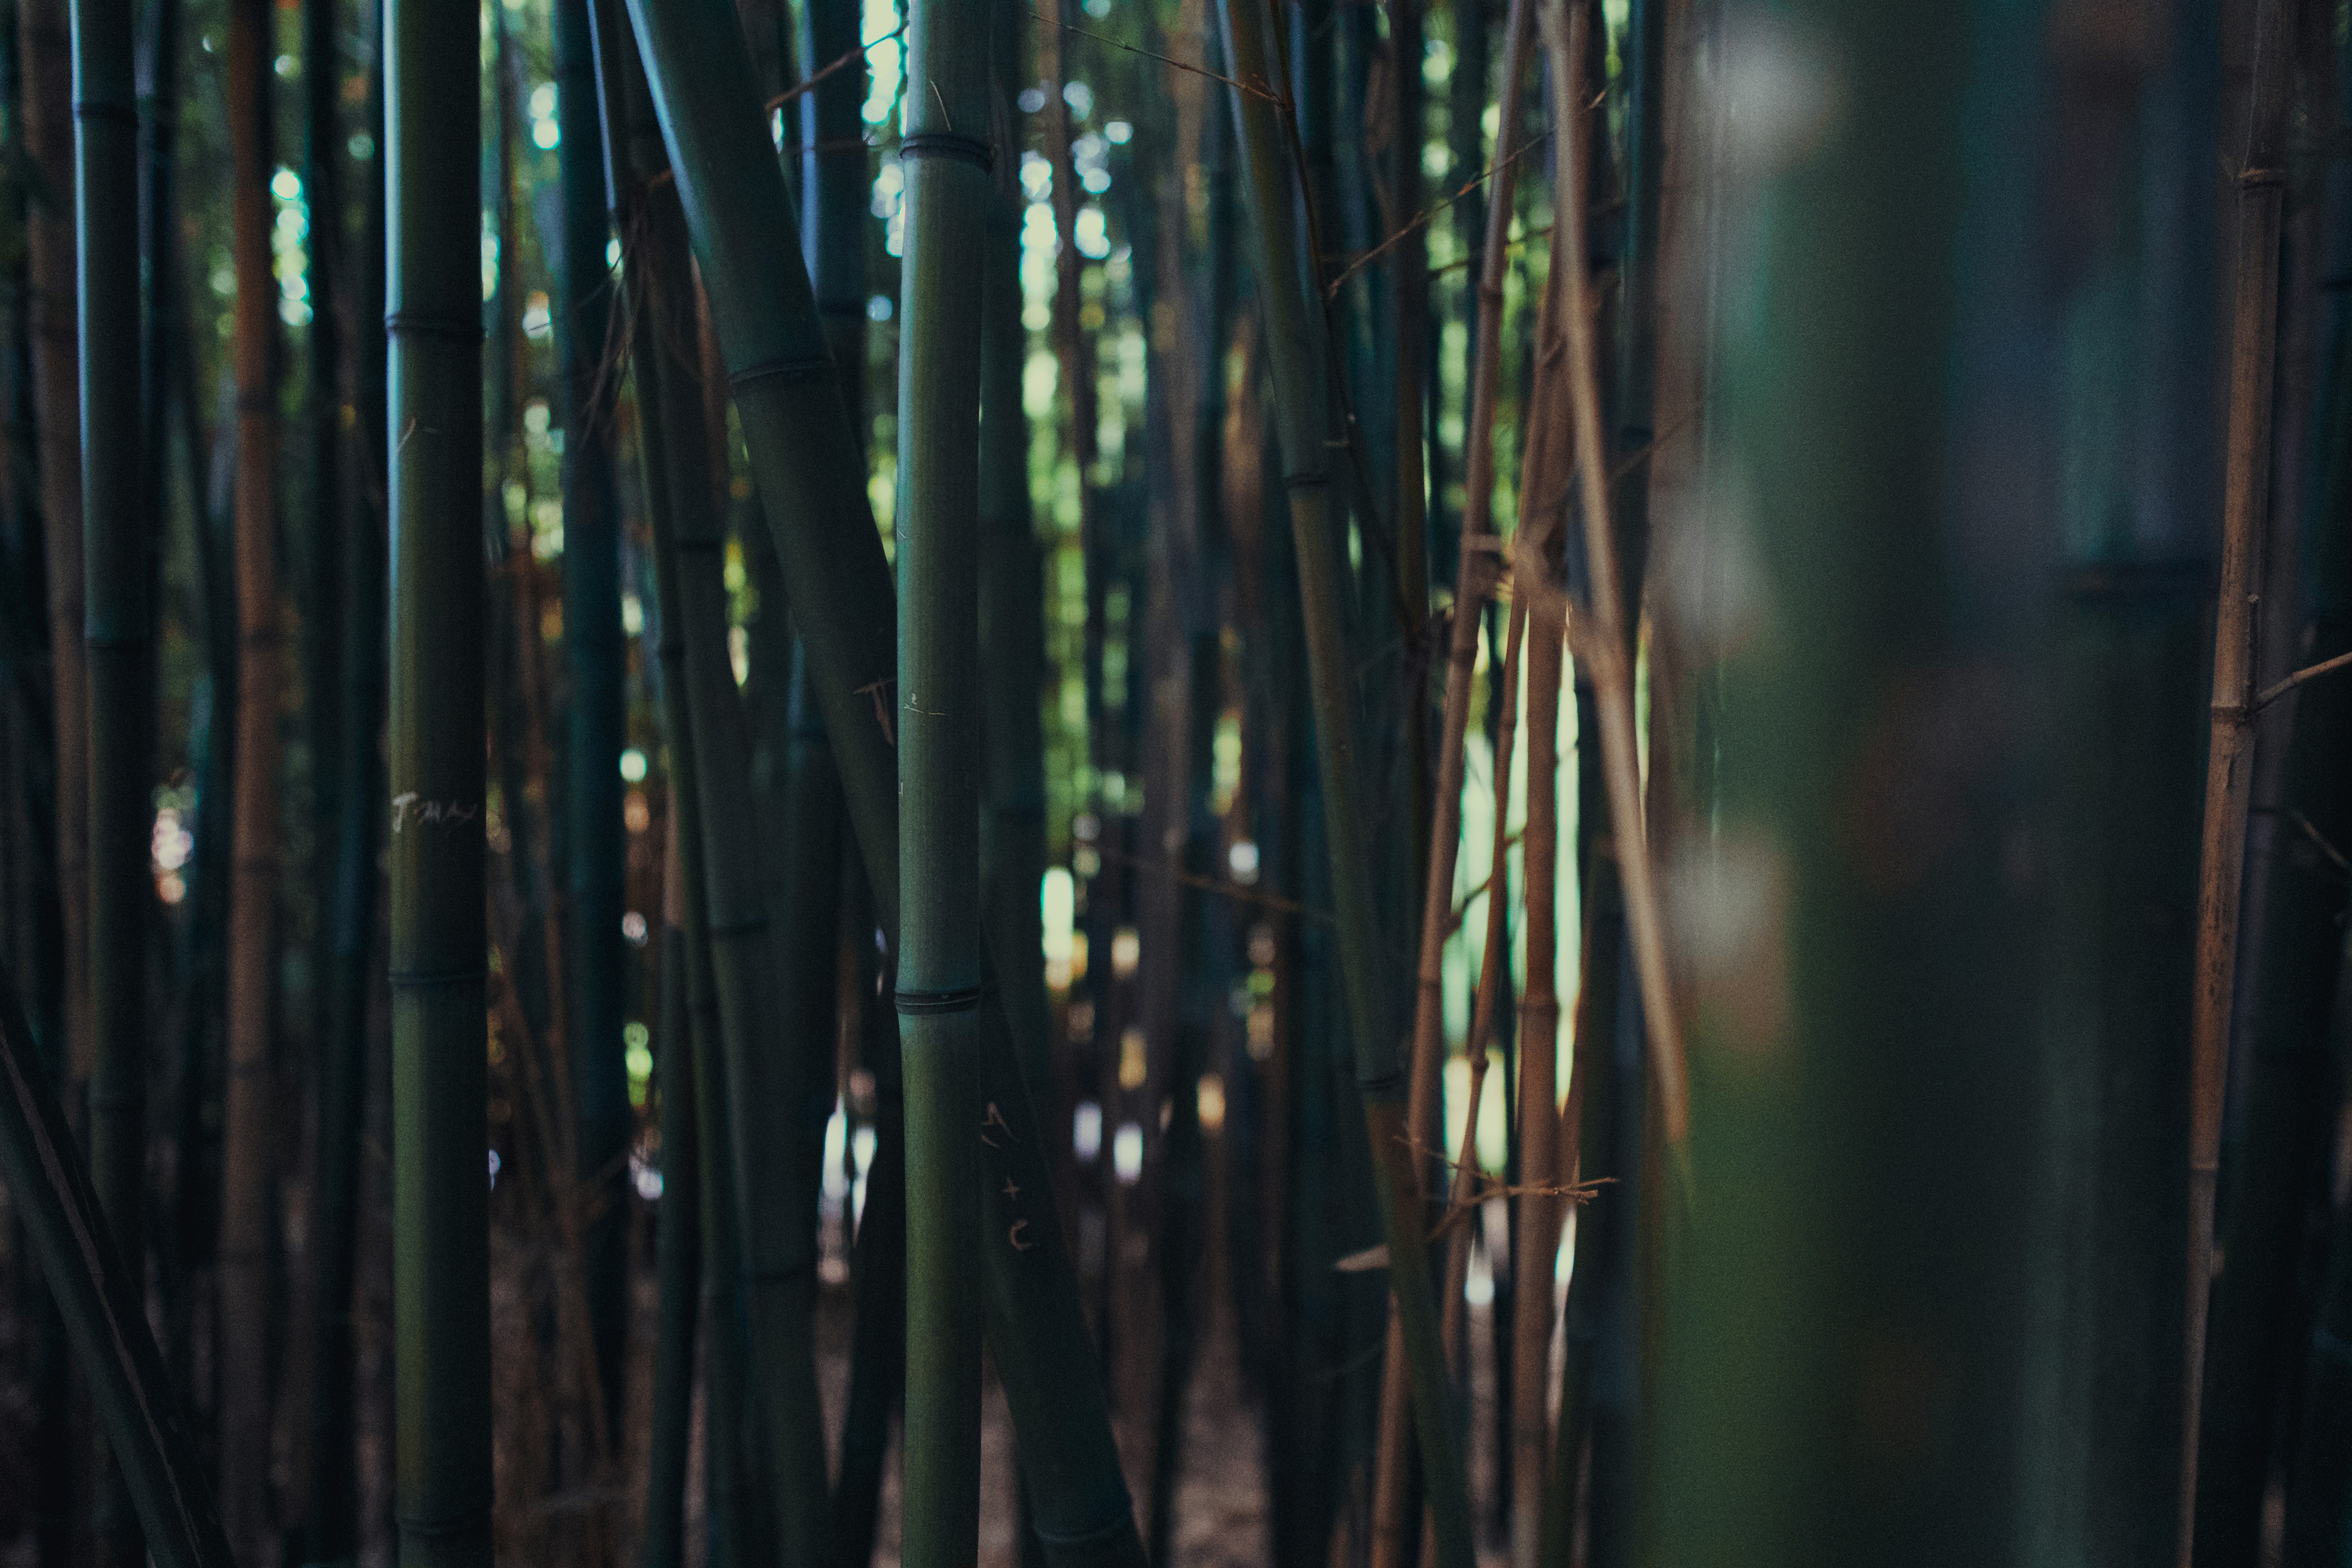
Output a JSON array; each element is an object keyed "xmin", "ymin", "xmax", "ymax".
[
  {"xmin": 640, "ymin": 830, "xmax": 701, "ymax": 1568},
  {"xmin": 73, "ymin": 0, "xmax": 147, "ymax": 1554},
  {"xmin": 553, "ymin": 0, "xmax": 631, "ymax": 1431},
  {"xmin": 1373, "ymin": 1, "xmax": 1534, "ymax": 1554},
  {"xmin": 216, "ymin": 0, "xmax": 281, "ymax": 1554},
  {"xmin": 1216, "ymin": 2, "xmax": 1474, "ymax": 1563},
  {"xmin": 620, "ymin": 8, "xmax": 1147, "ymax": 1562},
  {"xmin": 894, "ymin": 3, "xmax": 996, "ymax": 1559},
  {"xmin": 597, "ymin": 11, "xmax": 829, "ymax": 1555},
  {"xmin": 385, "ymin": 0, "xmax": 492, "ymax": 1557},
  {"xmin": 22, "ymin": 0, "xmax": 87, "ymax": 1116},
  {"xmin": 2181, "ymin": 2, "xmax": 2291, "ymax": 1560},
  {"xmin": 303, "ymin": 9, "xmax": 388, "ymax": 1561},
  {"xmin": 300, "ymin": 0, "xmax": 342, "ymax": 1100}
]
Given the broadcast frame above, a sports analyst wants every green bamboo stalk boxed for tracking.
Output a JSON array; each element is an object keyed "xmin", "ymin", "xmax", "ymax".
[
  {"xmin": 24, "ymin": 0, "xmax": 89, "ymax": 1128},
  {"xmin": 2182, "ymin": 3, "xmax": 2292, "ymax": 1561},
  {"xmin": 979, "ymin": 0, "xmax": 1050, "ymax": 1092},
  {"xmin": 798, "ymin": 0, "xmax": 866, "ymax": 425},
  {"xmin": 596, "ymin": 15, "xmax": 829, "ymax": 1557},
  {"xmin": 1214, "ymin": 3, "xmax": 1475, "ymax": 1565},
  {"xmin": 629, "ymin": 283, "xmax": 766, "ymax": 1568},
  {"xmin": 1375, "ymin": 2, "xmax": 1535, "ymax": 1553},
  {"xmin": 642, "ymin": 833, "xmax": 702, "ymax": 1568},
  {"xmin": 386, "ymin": 0, "xmax": 492, "ymax": 1557},
  {"xmin": 73, "ymin": 0, "xmax": 149, "ymax": 1555},
  {"xmin": 218, "ymin": 0, "xmax": 283, "ymax": 1552},
  {"xmin": 831, "ymin": 850, "xmax": 907, "ymax": 1568},
  {"xmin": 619, "ymin": 8, "xmax": 1148, "ymax": 1563},
  {"xmin": 300, "ymin": 0, "xmax": 343, "ymax": 1137},
  {"xmin": 0, "ymin": 958, "xmax": 234, "ymax": 1568},
  {"xmin": 895, "ymin": 4, "xmax": 996, "ymax": 1557},
  {"xmin": 553, "ymin": 0, "xmax": 632, "ymax": 1434},
  {"xmin": 303, "ymin": 7, "xmax": 388, "ymax": 1563}
]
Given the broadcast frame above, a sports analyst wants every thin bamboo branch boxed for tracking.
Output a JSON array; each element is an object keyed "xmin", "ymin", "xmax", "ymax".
[
  {"xmin": 1374, "ymin": 0, "xmax": 1537, "ymax": 1555},
  {"xmin": 1537, "ymin": 0, "xmax": 1688, "ymax": 1158},
  {"xmin": 2180, "ymin": 0, "xmax": 2291, "ymax": 1560}
]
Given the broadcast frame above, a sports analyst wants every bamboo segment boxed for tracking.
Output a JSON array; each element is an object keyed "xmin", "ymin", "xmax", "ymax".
[
  {"xmin": 896, "ymin": 2, "xmax": 996, "ymax": 1556},
  {"xmin": 69, "ymin": 0, "xmax": 144, "ymax": 1324},
  {"xmin": 1539, "ymin": 0, "xmax": 1686, "ymax": 1165},
  {"xmin": 217, "ymin": 0, "xmax": 281, "ymax": 1554},
  {"xmin": 24, "ymin": 0, "xmax": 89, "ymax": 1118},
  {"xmin": 1214, "ymin": 2, "xmax": 1474, "ymax": 1564},
  {"xmin": 619, "ymin": 8, "xmax": 1146, "ymax": 1561},
  {"xmin": 1373, "ymin": 3, "xmax": 1536, "ymax": 1554},
  {"xmin": 386, "ymin": 0, "xmax": 492, "ymax": 1558},
  {"xmin": 642, "ymin": 833, "xmax": 701, "ymax": 1568},
  {"xmin": 74, "ymin": 0, "xmax": 150, "ymax": 1555},
  {"xmin": 0, "ymin": 960, "xmax": 234, "ymax": 1568},
  {"xmin": 633, "ymin": 288, "xmax": 767, "ymax": 1568},
  {"xmin": 553, "ymin": 0, "xmax": 632, "ymax": 1430},
  {"xmin": 2182, "ymin": 0, "xmax": 2292, "ymax": 1560},
  {"xmin": 303, "ymin": 9, "xmax": 388, "ymax": 1562}
]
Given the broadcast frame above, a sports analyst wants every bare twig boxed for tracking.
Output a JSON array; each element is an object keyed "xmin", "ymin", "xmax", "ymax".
[
  {"xmin": 1327, "ymin": 131, "xmax": 1552, "ymax": 298},
  {"xmin": 1091, "ymin": 842, "xmax": 1333, "ymax": 925},
  {"xmin": 2253, "ymin": 646, "xmax": 2352, "ymax": 710},
  {"xmin": 1022, "ymin": 7, "xmax": 1283, "ymax": 105},
  {"xmin": 762, "ymin": 21, "xmax": 909, "ymax": 113}
]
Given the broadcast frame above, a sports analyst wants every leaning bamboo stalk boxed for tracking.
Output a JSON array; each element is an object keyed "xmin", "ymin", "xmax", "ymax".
[
  {"xmin": 592, "ymin": 7, "xmax": 825, "ymax": 1555},
  {"xmin": 1371, "ymin": 0, "xmax": 1536, "ymax": 1552},
  {"xmin": 2180, "ymin": 0, "xmax": 2291, "ymax": 1560},
  {"xmin": 1216, "ymin": 2, "xmax": 1475, "ymax": 1564},
  {"xmin": 385, "ymin": 0, "xmax": 493, "ymax": 1557},
  {"xmin": 216, "ymin": 0, "xmax": 282, "ymax": 1554},
  {"xmin": 0, "ymin": 960, "xmax": 234, "ymax": 1568},
  {"xmin": 895, "ymin": 1, "xmax": 996, "ymax": 1554},
  {"xmin": 626, "ymin": 244, "xmax": 768, "ymax": 1568},
  {"xmin": 1537, "ymin": 0, "xmax": 1688, "ymax": 1161},
  {"xmin": 619, "ymin": 9, "xmax": 1147, "ymax": 1561}
]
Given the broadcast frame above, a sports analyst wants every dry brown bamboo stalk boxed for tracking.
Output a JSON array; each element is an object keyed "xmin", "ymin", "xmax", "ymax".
[
  {"xmin": 2180, "ymin": 0, "xmax": 2290, "ymax": 1559},
  {"xmin": 1537, "ymin": 0, "xmax": 1688, "ymax": 1157},
  {"xmin": 1370, "ymin": 4, "xmax": 1539, "ymax": 1558},
  {"xmin": 217, "ymin": 0, "xmax": 283, "ymax": 1556}
]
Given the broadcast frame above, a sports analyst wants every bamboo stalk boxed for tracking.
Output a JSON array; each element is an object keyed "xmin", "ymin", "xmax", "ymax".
[
  {"xmin": 1536, "ymin": 0, "xmax": 1687, "ymax": 1163},
  {"xmin": 216, "ymin": 0, "xmax": 282, "ymax": 1553},
  {"xmin": 1216, "ymin": 2, "xmax": 1475, "ymax": 1564},
  {"xmin": 72, "ymin": 0, "xmax": 144, "ymax": 1263},
  {"xmin": 1373, "ymin": 2, "xmax": 1537, "ymax": 1552},
  {"xmin": 302, "ymin": 6, "xmax": 387, "ymax": 1561},
  {"xmin": 23, "ymin": 0, "xmax": 88, "ymax": 1124},
  {"xmin": 593, "ymin": 10, "xmax": 827, "ymax": 1556},
  {"xmin": 2181, "ymin": 1, "xmax": 2292, "ymax": 1561},
  {"xmin": 895, "ymin": 2, "xmax": 997, "ymax": 1556},
  {"xmin": 629, "ymin": 259, "xmax": 769, "ymax": 1568},
  {"xmin": 619, "ymin": 8, "xmax": 1147, "ymax": 1561},
  {"xmin": 553, "ymin": 0, "xmax": 633, "ymax": 1435},
  {"xmin": 75, "ymin": 0, "xmax": 150, "ymax": 1552},
  {"xmin": 0, "ymin": 958, "xmax": 234, "ymax": 1568},
  {"xmin": 642, "ymin": 827, "xmax": 702, "ymax": 1568},
  {"xmin": 979, "ymin": 0, "xmax": 1051, "ymax": 1092},
  {"xmin": 385, "ymin": 0, "xmax": 493, "ymax": 1556}
]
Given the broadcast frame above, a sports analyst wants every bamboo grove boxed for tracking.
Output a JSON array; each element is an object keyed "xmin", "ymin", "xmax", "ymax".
[{"xmin": 4, "ymin": 0, "xmax": 2352, "ymax": 1564}]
